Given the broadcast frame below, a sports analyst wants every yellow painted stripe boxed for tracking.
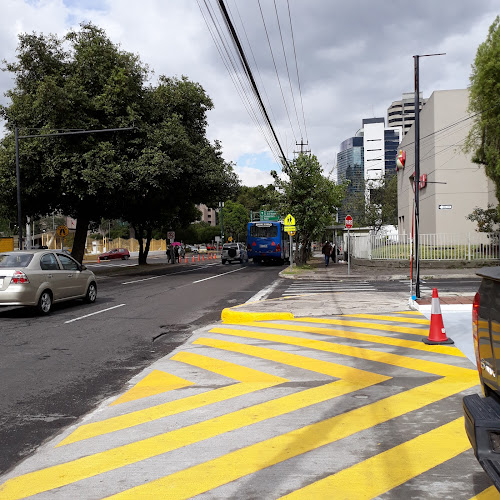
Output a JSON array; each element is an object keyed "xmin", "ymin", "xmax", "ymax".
[
  {"xmin": 58, "ymin": 352, "xmax": 287, "ymax": 447},
  {"xmin": 281, "ymin": 418, "xmax": 469, "ymax": 499},
  {"xmin": 105, "ymin": 382, "xmax": 473, "ymax": 499},
  {"xmin": 469, "ymin": 486, "xmax": 500, "ymax": 499},
  {"xmin": 0, "ymin": 374, "xmax": 386, "ymax": 498},
  {"xmin": 294, "ymin": 317, "xmax": 427, "ymax": 336},
  {"xmin": 210, "ymin": 326, "xmax": 476, "ymax": 379},
  {"xmin": 194, "ymin": 337, "xmax": 390, "ymax": 380},
  {"xmin": 110, "ymin": 370, "xmax": 194, "ymax": 406},
  {"xmin": 235, "ymin": 320, "xmax": 462, "ymax": 357},
  {"xmin": 341, "ymin": 313, "xmax": 430, "ymax": 325},
  {"xmin": 398, "ymin": 311, "xmax": 425, "ymax": 315}
]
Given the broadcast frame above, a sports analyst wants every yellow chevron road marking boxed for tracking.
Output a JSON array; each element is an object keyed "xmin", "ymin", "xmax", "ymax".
[
  {"xmin": 280, "ymin": 418, "xmax": 469, "ymax": 499},
  {"xmin": 294, "ymin": 317, "xmax": 427, "ymax": 335},
  {"xmin": 194, "ymin": 337, "xmax": 390, "ymax": 381},
  {"xmin": 231, "ymin": 320, "xmax": 462, "ymax": 357},
  {"xmin": 104, "ymin": 380, "xmax": 474, "ymax": 499},
  {"xmin": 210, "ymin": 327, "xmax": 476, "ymax": 379},
  {"xmin": 341, "ymin": 313, "xmax": 430, "ymax": 325},
  {"xmin": 58, "ymin": 352, "xmax": 288, "ymax": 447},
  {"xmin": 470, "ymin": 486, "xmax": 500, "ymax": 499},
  {"xmin": 399, "ymin": 310, "xmax": 425, "ymax": 315},
  {"xmin": 0, "ymin": 369, "xmax": 386, "ymax": 498},
  {"xmin": 109, "ymin": 369, "xmax": 193, "ymax": 406}
]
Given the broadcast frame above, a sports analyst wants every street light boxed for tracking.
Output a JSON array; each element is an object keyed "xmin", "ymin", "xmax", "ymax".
[{"xmin": 413, "ymin": 53, "xmax": 445, "ymax": 298}]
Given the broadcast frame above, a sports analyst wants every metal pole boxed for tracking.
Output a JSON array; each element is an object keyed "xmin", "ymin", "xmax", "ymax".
[
  {"xmin": 290, "ymin": 233, "xmax": 293, "ymax": 270},
  {"xmin": 347, "ymin": 229, "xmax": 350, "ymax": 275},
  {"xmin": 414, "ymin": 55, "xmax": 420, "ymax": 298},
  {"xmin": 15, "ymin": 127, "xmax": 23, "ymax": 250}
]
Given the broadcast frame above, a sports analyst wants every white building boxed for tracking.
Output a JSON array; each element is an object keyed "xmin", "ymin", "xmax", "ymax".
[
  {"xmin": 387, "ymin": 92, "xmax": 427, "ymax": 137},
  {"xmin": 397, "ymin": 89, "xmax": 496, "ymax": 235}
]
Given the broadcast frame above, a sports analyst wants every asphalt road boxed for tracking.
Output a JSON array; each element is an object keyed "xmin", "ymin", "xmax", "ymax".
[{"xmin": 0, "ymin": 258, "xmax": 285, "ymax": 475}]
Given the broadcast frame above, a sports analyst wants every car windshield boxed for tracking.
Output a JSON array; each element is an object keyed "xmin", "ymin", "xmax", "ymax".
[{"xmin": 0, "ymin": 253, "xmax": 34, "ymax": 268}]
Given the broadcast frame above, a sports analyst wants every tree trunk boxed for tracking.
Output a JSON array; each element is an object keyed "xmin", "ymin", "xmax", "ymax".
[
  {"xmin": 71, "ymin": 214, "xmax": 90, "ymax": 264},
  {"xmin": 134, "ymin": 224, "xmax": 146, "ymax": 265},
  {"xmin": 143, "ymin": 227, "xmax": 152, "ymax": 263}
]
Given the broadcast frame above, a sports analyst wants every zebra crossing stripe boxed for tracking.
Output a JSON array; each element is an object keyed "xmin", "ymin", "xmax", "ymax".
[
  {"xmin": 294, "ymin": 317, "xmax": 428, "ymax": 336},
  {"xmin": 280, "ymin": 418, "xmax": 469, "ymax": 499},
  {"xmin": 236, "ymin": 321, "xmax": 461, "ymax": 357},
  {"xmin": 58, "ymin": 351, "xmax": 288, "ymax": 447}
]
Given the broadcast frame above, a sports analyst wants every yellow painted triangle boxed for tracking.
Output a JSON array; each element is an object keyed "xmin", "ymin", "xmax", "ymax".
[{"xmin": 110, "ymin": 370, "xmax": 194, "ymax": 406}]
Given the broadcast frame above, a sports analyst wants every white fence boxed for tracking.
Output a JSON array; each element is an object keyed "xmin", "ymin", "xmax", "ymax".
[{"xmin": 349, "ymin": 232, "xmax": 500, "ymax": 261}]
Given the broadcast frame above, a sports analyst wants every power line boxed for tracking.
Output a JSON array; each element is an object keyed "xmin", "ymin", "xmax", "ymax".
[
  {"xmin": 286, "ymin": 0, "xmax": 308, "ymax": 143},
  {"xmin": 273, "ymin": 0, "xmax": 302, "ymax": 140},
  {"xmin": 257, "ymin": 0, "xmax": 297, "ymax": 144},
  {"xmin": 217, "ymin": 0, "xmax": 290, "ymax": 168}
]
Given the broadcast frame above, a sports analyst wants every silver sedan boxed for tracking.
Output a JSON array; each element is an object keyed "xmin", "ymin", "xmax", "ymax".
[{"xmin": 0, "ymin": 250, "xmax": 97, "ymax": 314}]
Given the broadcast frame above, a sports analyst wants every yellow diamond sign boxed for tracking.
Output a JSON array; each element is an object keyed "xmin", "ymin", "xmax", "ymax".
[{"xmin": 284, "ymin": 214, "xmax": 295, "ymax": 226}]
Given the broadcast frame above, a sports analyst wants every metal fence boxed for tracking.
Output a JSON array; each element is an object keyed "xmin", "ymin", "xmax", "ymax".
[{"xmin": 349, "ymin": 232, "xmax": 500, "ymax": 261}]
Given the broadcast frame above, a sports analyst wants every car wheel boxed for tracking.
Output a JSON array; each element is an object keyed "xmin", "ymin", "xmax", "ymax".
[
  {"xmin": 222, "ymin": 259, "xmax": 227, "ymax": 264},
  {"xmin": 84, "ymin": 282, "xmax": 97, "ymax": 303},
  {"xmin": 36, "ymin": 290, "xmax": 53, "ymax": 315},
  {"xmin": 125, "ymin": 255, "xmax": 130, "ymax": 260}
]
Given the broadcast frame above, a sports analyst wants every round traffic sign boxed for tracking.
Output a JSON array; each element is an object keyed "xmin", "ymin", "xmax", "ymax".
[{"xmin": 345, "ymin": 215, "xmax": 353, "ymax": 229}]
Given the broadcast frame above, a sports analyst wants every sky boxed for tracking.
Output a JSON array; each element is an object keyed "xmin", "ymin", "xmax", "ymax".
[{"xmin": 0, "ymin": 0, "xmax": 498, "ymax": 187}]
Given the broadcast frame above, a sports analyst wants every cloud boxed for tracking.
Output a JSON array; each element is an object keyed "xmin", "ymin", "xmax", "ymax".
[{"xmin": 1, "ymin": 0, "xmax": 499, "ymax": 187}]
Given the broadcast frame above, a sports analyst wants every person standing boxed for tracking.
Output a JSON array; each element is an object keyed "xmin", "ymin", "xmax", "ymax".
[
  {"xmin": 174, "ymin": 244, "xmax": 179, "ymax": 263},
  {"xmin": 322, "ymin": 241, "xmax": 332, "ymax": 266},
  {"xmin": 180, "ymin": 244, "xmax": 186, "ymax": 262}
]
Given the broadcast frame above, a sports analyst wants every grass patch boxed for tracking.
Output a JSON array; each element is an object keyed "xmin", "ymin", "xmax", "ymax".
[{"xmin": 281, "ymin": 263, "xmax": 315, "ymax": 275}]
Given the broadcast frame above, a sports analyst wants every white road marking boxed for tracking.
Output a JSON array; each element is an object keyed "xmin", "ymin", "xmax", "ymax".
[
  {"xmin": 64, "ymin": 304, "xmax": 126, "ymax": 324},
  {"xmin": 245, "ymin": 279, "xmax": 281, "ymax": 303},
  {"xmin": 192, "ymin": 267, "xmax": 245, "ymax": 283},
  {"xmin": 121, "ymin": 264, "xmax": 218, "ymax": 285}
]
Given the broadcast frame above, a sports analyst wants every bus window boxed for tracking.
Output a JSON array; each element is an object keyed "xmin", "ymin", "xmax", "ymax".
[{"xmin": 250, "ymin": 223, "xmax": 278, "ymax": 238}]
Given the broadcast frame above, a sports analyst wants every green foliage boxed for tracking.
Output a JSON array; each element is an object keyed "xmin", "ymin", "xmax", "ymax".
[
  {"xmin": 235, "ymin": 185, "xmax": 279, "ymax": 214},
  {"xmin": 272, "ymin": 153, "xmax": 346, "ymax": 263},
  {"xmin": 221, "ymin": 200, "xmax": 249, "ymax": 241},
  {"xmin": 465, "ymin": 16, "xmax": 500, "ymax": 210},
  {"xmin": 467, "ymin": 204, "xmax": 500, "ymax": 232}
]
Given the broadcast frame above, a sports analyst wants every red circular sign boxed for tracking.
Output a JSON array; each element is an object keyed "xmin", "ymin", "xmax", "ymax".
[{"xmin": 345, "ymin": 215, "xmax": 353, "ymax": 229}]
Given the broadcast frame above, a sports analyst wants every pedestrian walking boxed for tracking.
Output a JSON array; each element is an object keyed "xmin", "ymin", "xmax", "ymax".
[
  {"xmin": 170, "ymin": 244, "xmax": 175, "ymax": 264},
  {"xmin": 166, "ymin": 244, "xmax": 172, "ymax": 263},
  {"xmin": 174, "ymin": 245, "xmax": 179, "ymax": 263},
  {"xmin": 180, "ymin": 244, "xmax": 186, "ymax": 261},
  {"xmin": 322, "ymin": 241, "xmax": 332, "ymax": 266}
]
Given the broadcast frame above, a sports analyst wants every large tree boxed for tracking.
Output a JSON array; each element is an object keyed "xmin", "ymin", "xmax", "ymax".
[
  {"xmin": 220, "ymin": 200, "xmax": 249, "ymax": 241},
  {"xmin": 0, "ymin": 23, "xmax": 146, "ymax": 261},
  {"xmin": 272, "ymin": 154, "xmax": 346, "ymax": 264},
  {"xmin": 465, "ymin": 16, "xmax": 500, "ymax": 210},
  {"xmin": 0, "ymin": 24, "xmax": 238, "ymax": 263}
]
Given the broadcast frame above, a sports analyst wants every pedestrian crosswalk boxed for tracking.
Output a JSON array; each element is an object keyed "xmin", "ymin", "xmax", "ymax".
[{"xmin": 282, "ymin": 279, "xmax": 376, "ymax": 296}]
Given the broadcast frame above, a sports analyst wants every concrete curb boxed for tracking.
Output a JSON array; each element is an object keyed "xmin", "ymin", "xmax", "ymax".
[{"xmin": 220, "ymin": 308, "xmax": 294, "ymax": 323}]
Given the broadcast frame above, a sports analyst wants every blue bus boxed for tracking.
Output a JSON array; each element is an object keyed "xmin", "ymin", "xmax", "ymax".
[{"xmin": 246, "ymin": 221, "xmax": 290, "ymax": 264}]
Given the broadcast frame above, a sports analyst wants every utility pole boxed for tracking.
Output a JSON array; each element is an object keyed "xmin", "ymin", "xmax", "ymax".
[
  {"xmin": 294, "ymin": 138, "xmax": 311, "ymax": 155},
  {"xmin": 413, "ymin": 53, "xmax": 445, "ymax": 298}
]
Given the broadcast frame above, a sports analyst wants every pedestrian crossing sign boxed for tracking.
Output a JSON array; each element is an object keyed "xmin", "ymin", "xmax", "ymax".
[{"xmin": 284, "ymin": 214, "xmax": 295, "ymax": 226}]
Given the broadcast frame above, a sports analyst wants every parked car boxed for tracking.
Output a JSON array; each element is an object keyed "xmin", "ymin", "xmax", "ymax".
[
  {"xmin": 464, "ymin": 267, "xmax": 500, "ymax": 490},
  {"xmin": 206, "ymin": 244, "xmax": 215, "ymax": 250},
  {"xmin": 198, "ymin": 245, "xmax": 208, "ymax": 254},
  {"xmin": 221, "ymin": 242, "xmax": 248, "ymax": 264},
  {"xmin": 99, "ymin": 248, "xmax": 130, "ymax": 260},
  {"xmin": 0, "ymin": 250, "xmax": 97, "ymax": 314}
]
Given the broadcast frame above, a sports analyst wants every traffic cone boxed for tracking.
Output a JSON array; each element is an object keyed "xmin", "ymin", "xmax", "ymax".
[
  {"xmin": 97, "ymin": 256, "xmax": 100, "ymax": 263},
  {"xmin": 185, "ymin": 256, "xmax": 188, "ymax": 264},
  {"xmin": 202, "ymin": 254, "xmax": 205, "ymax": 261},
  {"xmin": 192, "ymin": 255, "xmax": 195, "ymax": 263},
  {"xmin": 422, "ymin": 288, "xmax": 454, "ymax": 345},
  {"xmin": 198, "ymin": 254, "xmax": 200, "ymax": 261}
]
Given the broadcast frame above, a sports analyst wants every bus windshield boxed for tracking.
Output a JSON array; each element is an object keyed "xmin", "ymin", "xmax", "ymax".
[{"xmin": 249, "ymin": 224, "xmax": 278, "ymax": 238}]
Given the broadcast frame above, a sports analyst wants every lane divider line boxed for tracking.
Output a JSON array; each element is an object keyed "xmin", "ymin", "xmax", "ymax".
[{"xmin": 64, "ymin": 304, "xmax": 125, "ymax": 324}]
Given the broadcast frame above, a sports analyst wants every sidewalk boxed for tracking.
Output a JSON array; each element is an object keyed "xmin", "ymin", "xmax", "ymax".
[{"xmin": 224, "ymin": 256, "xmax": 480, "ymax": 321}]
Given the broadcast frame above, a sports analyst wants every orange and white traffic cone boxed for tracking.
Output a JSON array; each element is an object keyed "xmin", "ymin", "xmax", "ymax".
[
  {"xmin": 198, "ymin": 254, "xmax": 200, "ymax": 261},
  {"xmin": 97, "ymin": 256, "xmax": 100, "ymax": 264},
  {"xmin": 192, "ymin": 255, "xmax": 195, "ymax": 263},
  {"xmin": 185, "ymin": 256, "xmax": 188, "ymax": 264},
  {"xmin": 202, "ymin": 254, "xmax": 205, "ymax": 261},
  {"xmin": 422, "ymin": 288, "xmax": 454, "ymax": 345}
]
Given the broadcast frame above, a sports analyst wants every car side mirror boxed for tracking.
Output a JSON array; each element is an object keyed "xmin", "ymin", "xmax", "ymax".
[{"xmin": 80, "ymin": 264, "xmax": 87, "ymax": 271}]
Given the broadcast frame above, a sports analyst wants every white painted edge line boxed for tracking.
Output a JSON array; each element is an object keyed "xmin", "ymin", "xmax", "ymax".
[
  {"xmin": 64, "ymin": 304, "xmax": 126, "ymax": 324},
  {"xmin": 122, "ymin": 264, "xmax": 218, "ymax": 285},
  {"xmin": 246, "ymin": 278, "xmax": 281, "ymax": 303},
  {"xmin": 192, "ymin": 267, "xmax": 245, "ymax": 283}
]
